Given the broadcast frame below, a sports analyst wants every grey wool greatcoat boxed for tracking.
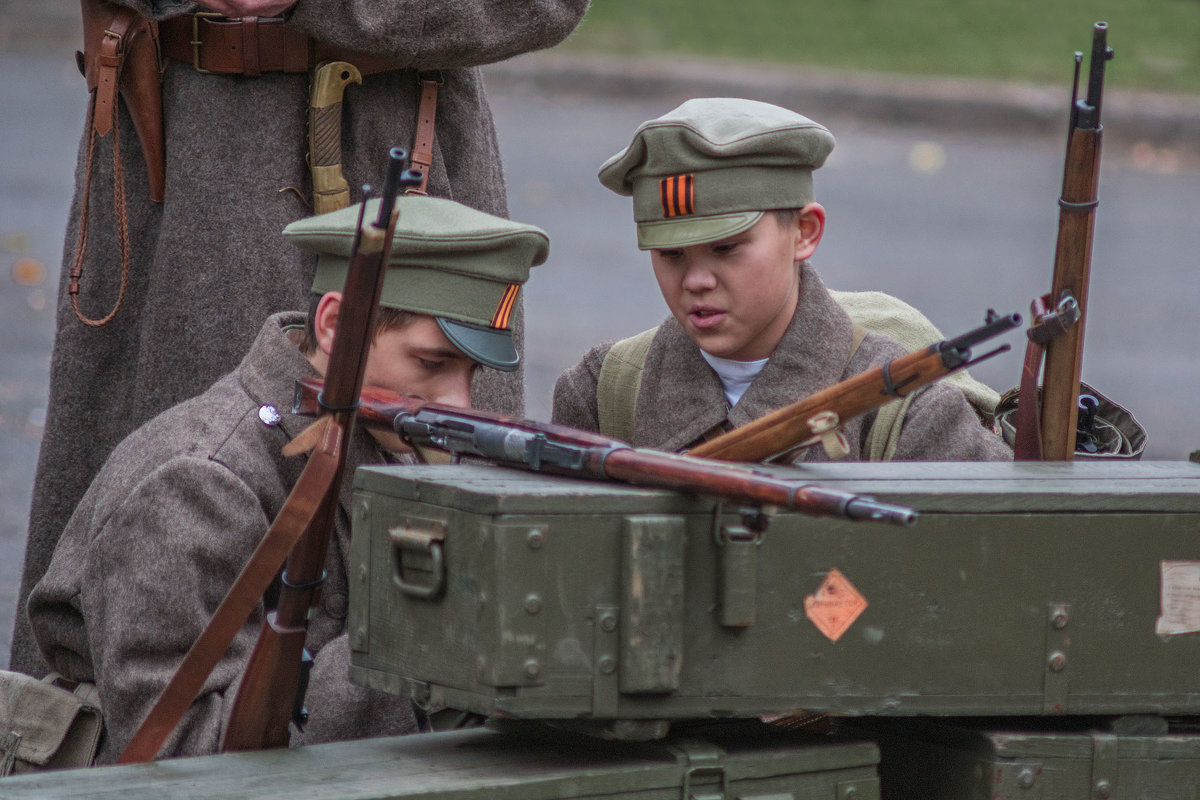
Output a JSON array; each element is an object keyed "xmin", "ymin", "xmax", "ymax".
[
  {"xmin": 13, "ymin": 0, "xmax": 590, "ymax": 674},
  {"xmin": 553, "ymin": 264, "xmax": 1014, "ymax": 462},
  {"xmin": 29, "ymin": 313, "xmax": 417, "ymax": 763}
]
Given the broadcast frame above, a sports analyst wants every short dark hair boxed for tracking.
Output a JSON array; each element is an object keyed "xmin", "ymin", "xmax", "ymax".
[
  {"xmin": 300, "ymin": 293, "xmax": 416, "ymax": 355},
  {"xmin": 770, "ymin": 207, "xmax": 803, "ymax": 226}
]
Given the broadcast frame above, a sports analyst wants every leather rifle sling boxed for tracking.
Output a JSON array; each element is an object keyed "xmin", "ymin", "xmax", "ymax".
[
  {"xmin": 1013, "ymin": 293, "xmax": 1077, "ymax": 460},
  {"xmin": 405, "ymin": 72, "xmax": 440, "ymax": 195},
  {"xmin": 118, "ymin": 429, "xmax": 343, "ymax": 762}
]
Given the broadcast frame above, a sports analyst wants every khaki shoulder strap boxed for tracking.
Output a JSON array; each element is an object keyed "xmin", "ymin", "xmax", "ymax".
[
  {"xmin": 848, "ymin": 322, "xmax": 905, "ymax": 462},
  {"xmin": 867, "ymin": 394, "xmax": 916, "ymax": 462},
  {"xmin": 597, "ymin": 327, "xmax": 658, "ymax": 442}
]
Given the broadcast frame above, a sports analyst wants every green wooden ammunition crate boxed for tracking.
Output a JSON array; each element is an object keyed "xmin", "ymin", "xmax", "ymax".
[
  {"xmin": 348, "ymin": 461, "xmax": 1200, "ymax": 722},
  {"xmin": 848, "ymin": 717, "xmax": 1200, "ymax": 799},
  {"xmin": 0, "ymin": 723, "xmax": 881, "ymax": 799}
]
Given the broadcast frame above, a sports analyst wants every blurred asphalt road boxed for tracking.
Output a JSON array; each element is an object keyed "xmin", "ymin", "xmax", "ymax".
[{"xmin": 2, "ymin": 6, "xmax": 1199, "ymax": 667}]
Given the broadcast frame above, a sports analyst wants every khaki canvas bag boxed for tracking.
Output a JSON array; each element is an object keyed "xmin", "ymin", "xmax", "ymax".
[{"xmin": 0, "ymin": 672, "xmax": 102, "ymax": 776}]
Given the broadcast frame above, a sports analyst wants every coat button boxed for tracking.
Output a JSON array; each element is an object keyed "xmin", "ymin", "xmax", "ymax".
[
  {"xmin": 258, "ymin": 404, "xmax": 282, "ymax": 426},
  {"xmin": 323, "ymin": 591, "xmax": 349, "ymax": 619}
]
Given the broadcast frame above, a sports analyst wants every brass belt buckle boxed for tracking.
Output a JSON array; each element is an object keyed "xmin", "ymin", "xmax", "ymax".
[{"xmin": 190, "ymin": 11, "xmax": 225, "ymax": 74}]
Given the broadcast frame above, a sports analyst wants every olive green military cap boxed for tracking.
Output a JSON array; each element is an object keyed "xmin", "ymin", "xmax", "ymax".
[
  {"xmin": 283, "ymin": 195, "xmax": 549, "ymax": 371},
  {"xmin": 598, "ymin": 97, "xmax": 835, "ymax": 249}
]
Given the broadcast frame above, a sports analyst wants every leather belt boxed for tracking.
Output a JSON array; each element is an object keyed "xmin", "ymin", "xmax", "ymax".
[{"xmin": 158, "ymin": 14, "xmax": 401, "ymax": 76}]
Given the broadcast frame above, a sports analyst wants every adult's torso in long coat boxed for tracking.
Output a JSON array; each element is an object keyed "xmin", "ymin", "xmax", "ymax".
[{"xmin": 13, "ymin": 0, "xmax": 590, "ymax": 674}]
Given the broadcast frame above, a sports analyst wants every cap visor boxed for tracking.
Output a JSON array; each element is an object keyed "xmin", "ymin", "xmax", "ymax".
[
  {"xmin": 636, "ymin": 211, "xmax": 764, "ymax": 250},
  {"xmin": 436, "ymin": 317, "xmax": 520, "ymax": 372}
]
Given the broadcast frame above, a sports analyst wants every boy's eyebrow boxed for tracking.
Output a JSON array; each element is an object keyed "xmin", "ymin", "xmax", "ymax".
[{"xmin": 411, "ymin": 346, "xmax": 470, "ymax": 360}]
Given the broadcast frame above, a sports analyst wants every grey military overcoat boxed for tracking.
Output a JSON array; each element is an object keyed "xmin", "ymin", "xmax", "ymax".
[
  {"xmin": 29, "ymin": 313, "xmax": 416, "ymax": 763},
  {"xmin": 14, "ymin": 0, "xmax": 589, "ymax": 674},
  {"xmin": 553, "ymin": 264, "xmax": 1014, "ymax": 462}
]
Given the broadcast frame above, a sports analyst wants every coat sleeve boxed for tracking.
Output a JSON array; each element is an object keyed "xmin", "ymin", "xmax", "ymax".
[
  {"xmin": 292, "ymin": 633, "xmax": 416, "ymax": 746},
  {"xmin": 72, "ymin": 456, "xmax": 271, "ymax": 762},
  {"xmin": 891, "ymin": 381, "xmax": 1014, "ymax": 462},
  {"xmin": 550, "ymin": 343, "xmax": 611, "ymax": 433},
  {"xmin": 287, "ymin": 0, "xmax": 591, "ymax": 69}
]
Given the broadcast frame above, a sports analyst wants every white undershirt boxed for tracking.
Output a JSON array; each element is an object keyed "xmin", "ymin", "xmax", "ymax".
[{"xmin": 700, "ymin": 350, "xmax": 769, "ymax": 407}]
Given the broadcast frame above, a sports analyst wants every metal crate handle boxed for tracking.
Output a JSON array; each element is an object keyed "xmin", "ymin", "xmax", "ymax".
[{"xmin": 389, "ymin": 524, "xmax": 446, "ymax": 599}]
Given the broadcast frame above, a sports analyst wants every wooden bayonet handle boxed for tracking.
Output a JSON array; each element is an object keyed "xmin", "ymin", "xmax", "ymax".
[{"xmin": 309, "ymin": 61, "xmax": 363, "ymax": 214}]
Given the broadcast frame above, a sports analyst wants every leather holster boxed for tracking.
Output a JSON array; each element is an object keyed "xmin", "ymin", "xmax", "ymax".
[{"xmin": 77, "ymin": 0, "xmax": 165, "ymax": 203}]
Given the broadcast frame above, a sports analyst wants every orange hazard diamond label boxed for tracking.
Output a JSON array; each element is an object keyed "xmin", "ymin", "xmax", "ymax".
[{"xmin": 804, "ymin": 568, "xmax": 868, "ymax": 642}]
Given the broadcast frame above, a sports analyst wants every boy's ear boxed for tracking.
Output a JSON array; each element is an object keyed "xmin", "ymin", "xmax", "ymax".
[
  {"xmin": 793, "ymin": 202, "xmax": 826, "ymax": 262},
  {"xmin": 313, "ymin": 291, "xmax": 343, "ymax": 357}
]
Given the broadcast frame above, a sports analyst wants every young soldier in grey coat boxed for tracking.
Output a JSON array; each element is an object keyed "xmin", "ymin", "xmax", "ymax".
[
  {"xmin": 29, "ymin": 196, "xmax": 549, "ymax": 763},
  {"xmin": 553, "ymin": 98, "xmax": 1012, "ymax": 462},
  {"xmin": 14, "ymin": 0, "xmax": 589, "ymax": 676}
]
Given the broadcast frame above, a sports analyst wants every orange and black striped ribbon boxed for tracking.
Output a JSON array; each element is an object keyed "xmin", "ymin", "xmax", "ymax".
[
  {"xmin": 659, "ymin": 174, "xmax": 695, "ymax": 217},
  {"xmin": 490, "ymin": 283, "xmax": 520, "ymax": 329}
]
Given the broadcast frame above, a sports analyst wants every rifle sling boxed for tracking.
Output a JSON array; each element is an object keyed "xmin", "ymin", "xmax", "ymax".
[
  {"xmin": 1013, "ymin": 294, "xmax": 1055, "ymax": 460},
  {"xmin": 404, "ymin": 73, "xmax": 440, "ymax": 196},
  {"xmin": 118, "ymin": 417, "xmax": 344, "ymax": 763}
]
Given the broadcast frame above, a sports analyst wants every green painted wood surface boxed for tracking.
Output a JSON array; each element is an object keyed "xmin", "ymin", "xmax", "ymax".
[
  {"xmin": 852, "ymin": 718, "xmax": 1200, "ymax": 799},
  {"xmin": 351, "ymin": 461, "xmax": 1200, "ymax": 719},
  {"xmin": 0, "ymin": 724, "xmax": 880, "ymax": 800},
  {"xmin": 354, "ymin": 461, "xmax": 1200, "ymax": 514}
]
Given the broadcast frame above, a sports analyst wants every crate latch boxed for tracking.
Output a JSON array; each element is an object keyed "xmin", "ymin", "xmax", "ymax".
[
  {"xmin": 716, "ymin": 521, "xmax": 762, "ymax": 628},
  {"xmin": 675, "ymin": 740, "xmax": 728, "ymax": 800},
  {"xmin": 1090, "ymin": 732, "xmax": 1118, "ymax": 800}
]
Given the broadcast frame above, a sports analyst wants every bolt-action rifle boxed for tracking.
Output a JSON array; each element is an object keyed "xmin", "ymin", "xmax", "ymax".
[
  {"xmin": 1015, "ymin": 22, "xmax": 1114, "ymax": 460},
  {"xmin": 119, "ymin": 148, "xmax": 423, "ymax": 762},
  {"xmin": 689, "ymin": 310, "xmax": 1021, "ymax": 463},
  {"xmin": 293, "ymin": 378, "xmax": 918, "ymax": 527}
]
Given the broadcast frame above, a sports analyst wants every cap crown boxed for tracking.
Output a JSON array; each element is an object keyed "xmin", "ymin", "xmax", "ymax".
[
  {"xmin": 283, "ymin": 195, "xmax": 549, "ymax": 331},
  {"xmin": 598, "ymin": 98, "xmax": 835, "ymax": 249}
]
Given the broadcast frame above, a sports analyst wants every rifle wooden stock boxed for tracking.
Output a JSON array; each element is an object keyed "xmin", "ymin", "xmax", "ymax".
[
  {"xmin": 222, "ymin": 152, "xmax": 413, "ymax": 752},
  {"xmin": 1039, "ymin": 22, "xmax": 1112, "ymax": 461},
  {"xmin": 294, "ymin": 378, "xmax": 918, "ymax": 527},
  {"xmin": 689, "ymin": 312, "xmax": 1020, "ymax": 463}
]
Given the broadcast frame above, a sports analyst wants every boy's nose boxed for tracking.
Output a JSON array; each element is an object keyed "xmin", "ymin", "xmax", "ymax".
[
  {"xmin": 682, "ymin": 262, "xmax": 717, "ymax": 292},
  {"xmin": 433, "ymin": 373, "xmax": 473, "ymax": 409}
]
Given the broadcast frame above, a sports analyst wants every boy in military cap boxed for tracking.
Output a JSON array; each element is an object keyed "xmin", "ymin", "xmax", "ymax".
[
  {"xmin": 29, "ymin": 196, "xmax": 549, "ymax": 763},
  {"xmin": 553, "ymin": 97, "xmax": 1011, "ymax": 461}
]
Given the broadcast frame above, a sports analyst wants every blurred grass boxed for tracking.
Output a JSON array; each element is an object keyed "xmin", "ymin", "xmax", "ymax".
[{"xmin": 568, "ymin": 0, "xmax": 1200, "ymax": 95}]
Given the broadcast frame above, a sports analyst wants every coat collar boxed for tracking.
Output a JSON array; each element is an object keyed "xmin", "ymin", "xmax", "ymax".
[
  {"xmin": 234, "ymin": 312, "xmax": 399, "ymax": 534},
  {"xmin": 634, "ymin": 263, "xmax": 856, "ymax": 452}
]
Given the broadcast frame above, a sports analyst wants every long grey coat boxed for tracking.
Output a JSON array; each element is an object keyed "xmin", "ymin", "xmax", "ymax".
[
  {"xmin": 553, "ymin": 264, "xmax": 1014, "ymax": 462},
  {"xmin": 13, "ymin": 0, "xmax": 589, "ymax": 674},
  {"xmin": 29, "ymin": 313, "xmax": 416, "ymax": 763}
]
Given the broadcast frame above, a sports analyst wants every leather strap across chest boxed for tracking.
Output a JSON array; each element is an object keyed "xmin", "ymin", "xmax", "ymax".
[{"xmin": 159, "ymin": 14, "xmax": 401, "ymax": 76}]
